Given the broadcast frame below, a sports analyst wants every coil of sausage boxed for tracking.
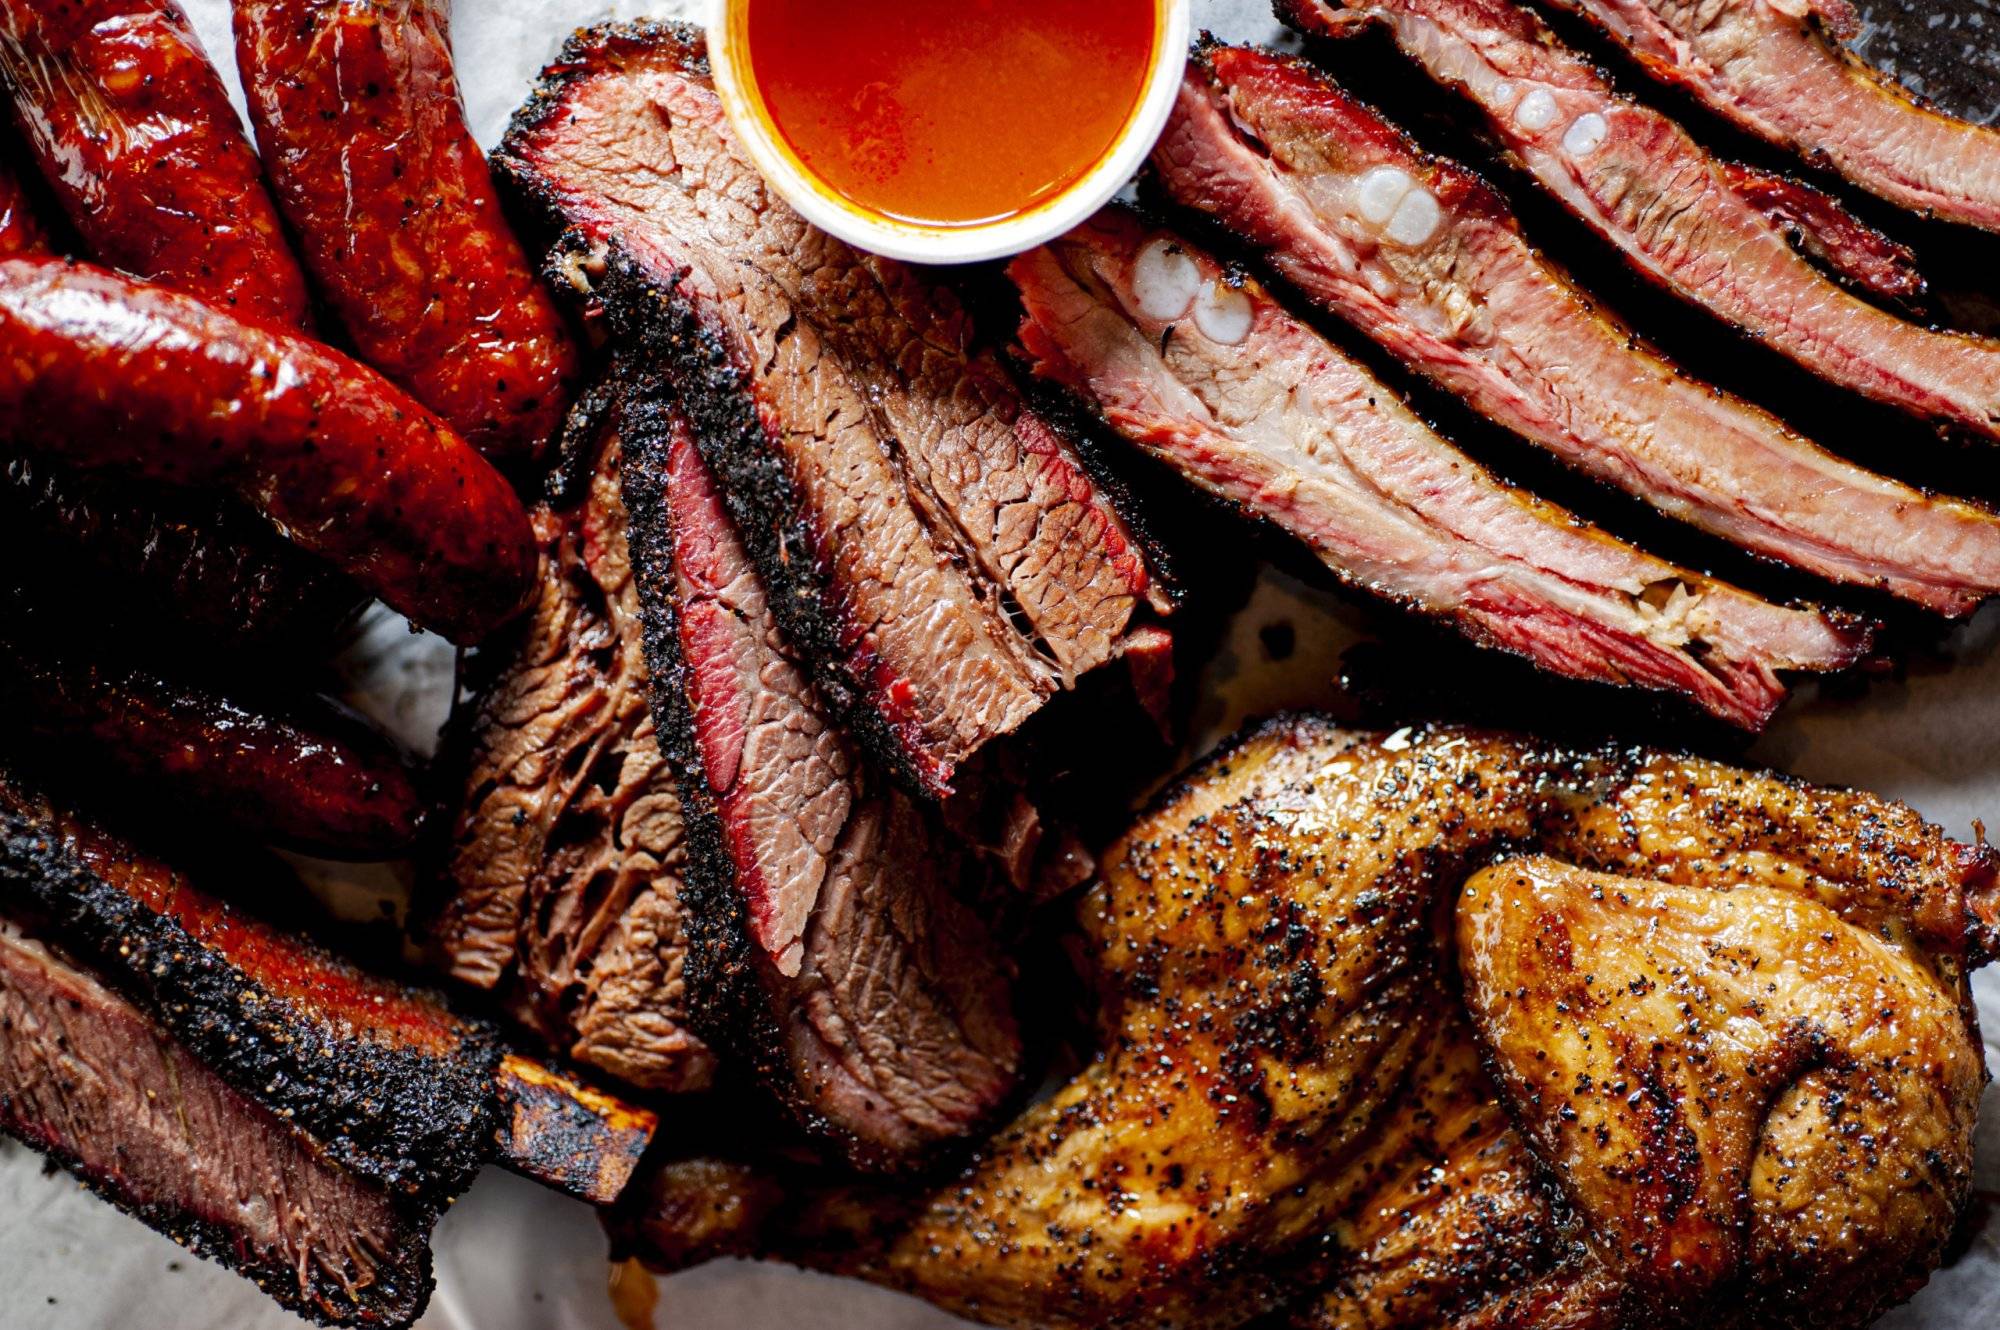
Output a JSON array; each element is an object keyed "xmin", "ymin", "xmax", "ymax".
[
  {"xmin": 0, "ymin": 632, "xmax": 427, "ymax": 859},
  {"xmin": 2, "ymin": 456, "xmax": 365, "ymax": 658}
]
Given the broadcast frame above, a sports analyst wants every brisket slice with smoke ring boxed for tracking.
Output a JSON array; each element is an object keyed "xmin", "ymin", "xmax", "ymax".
[
  {"xmin": 496, "ymin": 20, "xmax": 1168, "ymax": 799},
  {"xmin": 1280, "ymin": 0, "xmax": 2000, "ymax": 441},
  {"xmin": 435, "ymin": 403, "xmax": 715, "ymax": 1096},
  {"xmin": 0, "ymin": 917, "xmax": 434, "ymax": 1328},
  {"xmin": 1544, "ymin": 0, "xmax": 2000, "ymax": 233},
  {"xmin": 1009, "ymin": 208, "xmax": 1868, "ymax": 729},
  {"xmin": 1150, "ymin": 42, "xmax": 2000, "ymax": 614},
  {"xmin": 619, "ymin": 380, "xmax": 1022, "ymax": 1171},
  {"xmin": 0, "ymin": 776, "xmax": 500, "ymax": 1202}
]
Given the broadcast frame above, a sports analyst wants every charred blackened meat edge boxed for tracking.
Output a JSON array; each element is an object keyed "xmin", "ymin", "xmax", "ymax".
[
  {"xmin": 0, "ymin": 812, "xmax": 500, "ymax": 1203},
  {"xmin": 610, "ymin": 371, "xmax": 898, "ymax": 1165},
  {"xmin": 0, "ymin": 918, "xmax": 437, "ymax": 1326},
  {"xmin": 612, "ymin": 367, "xmax": 1025, "ymax": 1172},
  {"xmin": 495, "ymin": 18, "xmax": 1173, "ymax": 800}
]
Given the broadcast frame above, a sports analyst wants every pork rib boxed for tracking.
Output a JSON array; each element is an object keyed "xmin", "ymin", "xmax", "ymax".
[
  {"xmin": 497, "ymin": 21, "xmax": 1167, "ymax": 799},
  {"xmin": 619, "ymin": 379, "xmax": 1023, "ymax": 1170},
  {"xmin": 1153, "ymin": 42, "xmax": 2000, "ymax": 614},
  {"xmin": 1281, "ymin": 0, "xmax": 2000, "ymax": 441},
  {"xmin": 1545, "ymin": 0, "xmax": 2000, "ymax": 232},
  {"xmin": 1010, "ymin": 208, "xmax": 1868, "ymax": 729}
]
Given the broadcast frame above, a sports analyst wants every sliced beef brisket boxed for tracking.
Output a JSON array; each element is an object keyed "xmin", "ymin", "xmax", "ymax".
[
  {"xmin": 496, "ymin": 20, "xmax": 1168, "ymax": 799},
  {"xmin": 1010, "ymin": 208, "xmax": 1868, "ymax": 729},
  {"xmin": 436, "ymin": 405, "xmax": 714, "ymax": 1095},
  {"xmin": 0, "ymin": 918, "xmax": 432, "ymax": 1327},
  {"xmin": 1282, "ymin": 0, "xmax": 2000, "ymax": 441},
  {"xmin": 620, "ymin": 382, "xmax": 1022, "ymax": 1170},
  {"xmin": 1152, "ymin": 43, "xmax": 2000, "ymax": 614}
]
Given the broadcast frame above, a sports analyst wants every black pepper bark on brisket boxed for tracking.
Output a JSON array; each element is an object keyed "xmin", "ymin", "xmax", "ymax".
[
  {"xmin": 618, "ymin": 375, "xmax": 1023, "ymax": 1172},
  {"xmin": 495, "ymin": 20, "xmax": 1170, "ymax": 800},
  {"xmin": 0, "ymin": 774, "xmax": 495, "ymax": 1326},
  {"xmin": 0, "ymin": 773, "xmax": 500, "ymax": 1201},
  {"xmin": 0, "ymin": 767, "xmax": 664, "ymax": 1321},
  {"xmin": 0, "ymin": 916, "xmax": 435, "ymax": 1328}
]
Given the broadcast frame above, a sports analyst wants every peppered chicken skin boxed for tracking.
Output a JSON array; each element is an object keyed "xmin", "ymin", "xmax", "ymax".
[{"xmin": 617, "ymin": 718, "xmax": 1999, "ymax": 1330}]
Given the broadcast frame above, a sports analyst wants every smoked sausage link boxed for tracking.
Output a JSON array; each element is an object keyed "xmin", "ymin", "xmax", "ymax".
[
  {"xmin": 233, "ymin": 0, "xmax": 580, "ymax": 467},
  {"xmin": 0, "ymin": 0, "xmax": 312, "ymax": 327},
  {"xmin": 3, "ymin": 454, "xmax": 365, "ymax": 657},
  {"xmin": 0, "ymin": 257, "xmax": 536, "ymax": 645},
  {"xmin": 0, "ymin": 633, "xmax": 428, "ymax": 859}
]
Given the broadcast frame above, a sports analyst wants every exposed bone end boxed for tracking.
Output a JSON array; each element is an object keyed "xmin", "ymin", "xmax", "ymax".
[
  {"xmin": 494, "ymin": 1053, "xmax": 660, "ymax": 1205},
  {"xmin": 1562, "ymin": 112, "xmax": 1609, "ymax": 157},
  {"xmin": 1515, "ymin": 87, "xmax": 1559, "ymax": 131},
  {"xmin": 1193, "ymin": 280, "xmax": 1254, "ymax": 344}
]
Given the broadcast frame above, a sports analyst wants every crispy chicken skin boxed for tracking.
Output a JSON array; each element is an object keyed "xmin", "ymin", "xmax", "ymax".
[
  {"xmin": 619, "ymin": 718, "xmax": 1998, "ymax": 1330},
  {"xmin": 1455, "ymin": 855, "xmax": 1984, "ymax": 1327}
]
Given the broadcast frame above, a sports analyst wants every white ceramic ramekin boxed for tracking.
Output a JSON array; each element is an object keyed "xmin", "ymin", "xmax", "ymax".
[{"xmin": 705, "ymin": 0, "xmax": 1192, "ymax": 265}]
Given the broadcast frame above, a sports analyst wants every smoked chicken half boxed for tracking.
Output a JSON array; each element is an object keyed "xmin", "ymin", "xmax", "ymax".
[{"xmin": 614, "ymin": 717, "xmax": 2000, "ymax": 1330}]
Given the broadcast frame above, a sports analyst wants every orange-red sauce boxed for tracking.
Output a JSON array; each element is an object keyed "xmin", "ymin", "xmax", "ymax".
[{"xmin": 741, "ymin": 0, "xmax": 1160, "ymax": 228}]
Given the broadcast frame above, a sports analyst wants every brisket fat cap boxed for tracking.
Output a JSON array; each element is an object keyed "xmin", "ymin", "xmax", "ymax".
[
  {"xmin": 618, "ymin": 379, "xmax": 1023, "ymax": 1172},
  {"xmin": 433, "ymin": 402, "xmax": 715, "ymax": 1096},
  {"xmin": 1007, "ymin": 207, "xmax": 1867, "ymax": 730},
  {"xmin": 0, "ymin": 777, "xmax": 500, "ymax": 1205},
  {"xmin": 1150, "ymin": 42, "xmax": 2000, "ymax": 618},
  {"xmin": 495, "ymin": 19, "xmax": 1169, "ymax": 801},
  {"xmin": 0, "ymin": 918, "xmax": 435, "ymax": 1328}
]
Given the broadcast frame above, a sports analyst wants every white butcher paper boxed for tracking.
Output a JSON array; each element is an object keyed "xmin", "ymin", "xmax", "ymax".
[{"xmin": 1, "ymin": 1, "xmax": 1994, "ymax": 1326}]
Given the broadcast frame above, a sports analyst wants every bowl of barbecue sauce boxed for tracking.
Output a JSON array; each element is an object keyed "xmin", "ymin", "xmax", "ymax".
[{"xmin": 708, "ymin": 0, "xmax": 1189, "ymax": 264}]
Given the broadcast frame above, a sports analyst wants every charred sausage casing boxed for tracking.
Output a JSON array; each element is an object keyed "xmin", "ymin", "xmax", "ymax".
[
  {"xmin": 0, "ymin": 0, "xmax": 312, "ymax": 327},
  {"xmin": 0, "ymin": 256, "xmax": 536, "ymax": 645},
  {"xmin": 233, "ymin": 0, "xmax": 580, "ymax": 467}
]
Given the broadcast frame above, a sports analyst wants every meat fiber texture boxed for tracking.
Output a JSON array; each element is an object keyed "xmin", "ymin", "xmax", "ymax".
[
  {"xmin": 4, "ymin": 2, "xmax": 1997, "ymax": 1330},
  {"xmin": 493, "ymin": 21, "xmax": 1168, "ymax": 799},
  {"xmin": 434, "ymin": 419, "xmax": 715, "ymax": 1097}
]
